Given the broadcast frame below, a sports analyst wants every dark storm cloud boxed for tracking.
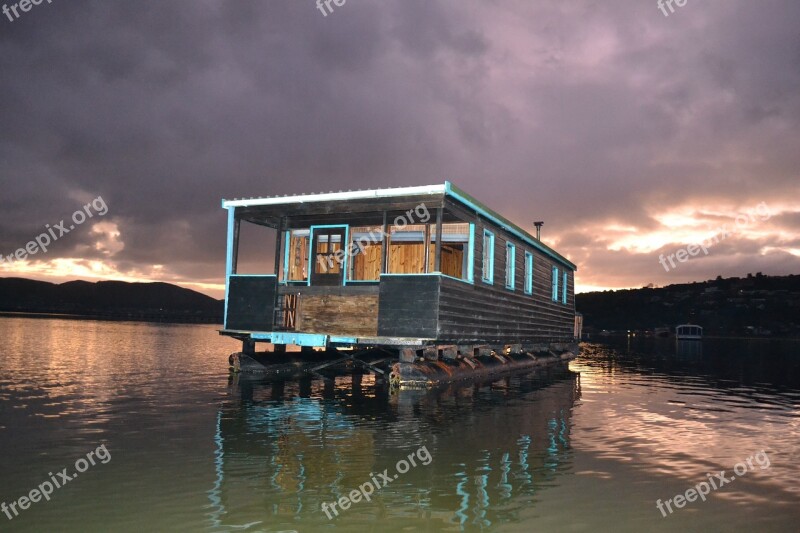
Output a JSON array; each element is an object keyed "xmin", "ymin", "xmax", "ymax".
[{"xmin": 0, "ymin": 0, "xmax": 798, "ymax": 293}]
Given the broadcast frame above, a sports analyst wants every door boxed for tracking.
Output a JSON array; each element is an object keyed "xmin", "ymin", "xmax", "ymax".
[{"xmin": 309, "ymin": 226, "xmax": 347, "ymax": 286}]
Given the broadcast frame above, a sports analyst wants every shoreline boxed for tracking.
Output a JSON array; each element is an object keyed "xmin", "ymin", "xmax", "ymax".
[{"xmin": 0, "ymin": 311, "xmax": 222, "ymax": 325}]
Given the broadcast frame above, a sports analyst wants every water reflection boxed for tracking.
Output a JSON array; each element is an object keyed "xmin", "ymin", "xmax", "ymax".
[
  {"xmin": 3, "ymin": 318, "xmax": 796, "ymax": 531},
  {"xmin": 675, "ymin": 339, "xmax": 703, "ymax": 358},
  {"xmin": 572, "ymin": 337, "xmax": 800, "ymax": 511},
  {"xmin": 208, "ymin": 365, "xmax": 580, "ymax": 531}
]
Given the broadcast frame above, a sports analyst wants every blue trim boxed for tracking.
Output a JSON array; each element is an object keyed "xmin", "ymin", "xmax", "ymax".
[
  {"xmin": 524, "ymin": 251, "xmax": 533, "ymax": 295},
  {"xmin": 307, "ymin": 229, "xmax": 313, "ymax": 287},
  {"xmin": 467, "ymin": 223, "xmax": 475, "ymax": 283},
  {"xmin": 445, "ymin": 181, "xmax": 576, "ymax": 271},
  {"xmin": 380, "ymin": 273, "xmax": 443, "ymax": 276},
  {"xmin": 223, "ymin": 207, "xmax": 235, "ymax": 329},
  {"xmin": 250, "ymin": 331, "xmax": 329, "ymax": 347},
  {"xmin": 229, "ymin": 274, "xmax": 277, "ymax": 278},
  {"xmin": 505, "ymin": 241, "xmax": 516, "ymax": 290},
  {"xmin": 562, "ymin": 271, "xmax": 568, "ymax": 304},
  {"xmin": 282, "ymin": 230, "xmax": 290, "ymax": 283},
  {"xmin": 551, "ymin": 266, "xmax": 559, "ymax": 302},
  {"xmin": 343, "ymin": 225, "xmax": 350, "ymax": 286},
  {"xmin": 482, "ymin": 229, "xmax": 494, "ymax": 285},
  {"xmin": 329, "ymin": 335, "xmax": 357, "ymax": 345}
]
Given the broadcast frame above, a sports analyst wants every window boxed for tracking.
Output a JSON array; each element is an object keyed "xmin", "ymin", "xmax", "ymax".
[
  {"xmin": 524, "ymin": 251, "xmax": 533, "ymax": 295},
  {"xmin": 348, "ymin": 226, "xmax": 383, "ymax": 281},
  {"xmin": 482, "ymin": 230, "xmax": 494, "ymax": 284},
  {"xmin": 285, "ymin": 229, "xmax": 310, "ymax": 281},
  {"xmin": 467, "ymin": 223, "xmax": 475, "ymax": 283},
  {"xmin": 387, "ymin": 224, "xmax": 429, "ymax": 274},
  {"xmin": 505, "ymin": 242, "xmax": 515, "ymax": 290},
  {"xmin": 551, "ymin": 266, "xmax": 559, "ymax": 301},
  {"xmin": 438, "ymin": 223, "xmax": 471, "ymax": 281},
  {"xmin": 562, "ymin": 271, "xmax": 568, "ymax": 304}
]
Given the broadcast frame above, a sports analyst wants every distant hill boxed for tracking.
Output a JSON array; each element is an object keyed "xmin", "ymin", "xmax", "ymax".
[
  {"xmin": 576, "ymin": 273, "xmax": 800, "ymax": 337},
  {"xmin": 0, "ymin": 278, "xmax": 223, "ymax": 323}
]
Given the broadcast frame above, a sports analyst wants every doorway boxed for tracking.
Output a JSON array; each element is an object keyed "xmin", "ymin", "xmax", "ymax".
[{"xmin": 309, "ymin": 225, "xmax": 348, "ymax": 286}]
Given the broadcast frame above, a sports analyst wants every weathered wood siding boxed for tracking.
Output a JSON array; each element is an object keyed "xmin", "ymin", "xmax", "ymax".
[
  {"xmin": 437, "ymin": 216, "xmax": 574, "ymax": 343},
  {"xmin": 295, "ymin": 293, "xmax": 379, "ymax": 336},
  {"xmin": 377, "ymin": 275, "xmax": 439, "ymax": 338}
]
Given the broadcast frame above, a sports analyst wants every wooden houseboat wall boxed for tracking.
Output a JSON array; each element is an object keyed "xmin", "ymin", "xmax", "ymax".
[{"xmin": 220, "ymin": 183, "xmax": 578, "ymax": 361}]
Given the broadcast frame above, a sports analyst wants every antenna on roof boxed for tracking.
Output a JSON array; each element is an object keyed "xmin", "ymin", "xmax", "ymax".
[{"xmin": 533, "ymin": 221, "xmax": 544, "ymax": 240}]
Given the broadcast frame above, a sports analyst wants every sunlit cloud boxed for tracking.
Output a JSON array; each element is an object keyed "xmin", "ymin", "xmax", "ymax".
[{"xmin": 90, "ymin": 222, "xmax": 124, "ymax": 256}]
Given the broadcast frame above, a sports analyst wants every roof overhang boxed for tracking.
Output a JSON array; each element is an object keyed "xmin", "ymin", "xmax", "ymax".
[
  {"xmin": 221, "ymin": 184, "xmax": 446, "ymax": 209},
  {"xmin": 221, "ymin": 181, "xmax": 576, "ymax": 271}
]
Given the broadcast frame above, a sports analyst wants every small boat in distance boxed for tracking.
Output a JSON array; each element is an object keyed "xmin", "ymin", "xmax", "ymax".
[{"xmin": 676, "ymin": 324, "xmax": 703, "ymax": 340}]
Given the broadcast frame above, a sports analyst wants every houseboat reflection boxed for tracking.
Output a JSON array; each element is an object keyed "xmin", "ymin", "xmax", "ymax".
[{"xmin": 208, "ymin": 365, "xmax": 580, "ymax": 530}]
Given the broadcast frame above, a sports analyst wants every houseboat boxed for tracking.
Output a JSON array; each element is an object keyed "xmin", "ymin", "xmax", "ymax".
[
  {"xmin": 675, "ymin": 324, "xmax": 703, "ymax": 340},
  {"xmin": 219, "ymin": 183, "xmax": 579, "ymax": 385}
]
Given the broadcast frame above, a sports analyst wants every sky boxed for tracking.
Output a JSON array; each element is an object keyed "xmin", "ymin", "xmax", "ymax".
[{"xmin": 1, "ymin": 0, "xmax": 799, "ymax": 299}]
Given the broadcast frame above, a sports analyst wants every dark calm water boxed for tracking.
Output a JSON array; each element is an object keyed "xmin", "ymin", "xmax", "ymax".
[{"xmin": 0, "ymin": 318, "xmax": 798, "ymax": 532}]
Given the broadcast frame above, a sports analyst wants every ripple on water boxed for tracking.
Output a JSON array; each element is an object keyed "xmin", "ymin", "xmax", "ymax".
[{"xmin": 1, "ymin": 320, "xmax": 799, "ymax": 531}]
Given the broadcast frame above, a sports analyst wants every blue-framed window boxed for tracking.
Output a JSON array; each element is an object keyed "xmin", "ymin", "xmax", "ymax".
[
  {"xmin": 482, "ymin": 229, "xmax": 494, "ymax": 284},
  {"xmin": 551, "ymin": 266, "xmax": 559, "ymax": 302},
  {"xmin": 505, "ymin": 242, "xmax": 515, "ymax": 290},
  {"xmin": 467, "ymin": 223, "xmax": 475, "ymax": 283},
  {"xmin": 562, "ymin": 271, "xmax": 568, "ymax": 304},
  {"xmin": 524, "ymin": 251, "xmax": 533, "ymax": 295}
]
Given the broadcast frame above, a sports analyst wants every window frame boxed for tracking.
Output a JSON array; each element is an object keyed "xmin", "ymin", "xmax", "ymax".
[
  {"xmin": 551, "ymin": 265, "xmax": 559, "ymax": 302},
  {"xmin": 524, "ymin": 251, "xmax": 533, "ymax": 295},
  {"xmin": 562, "ymin": 271, "xmax": 568, "ymax": 304},
  {"xmin": 481, "ymin": 229, "xmax": 495, "ymax": 285},
  {"xmin": 505, "ymin": 241, "xmax": 516, "ymax": 290}
]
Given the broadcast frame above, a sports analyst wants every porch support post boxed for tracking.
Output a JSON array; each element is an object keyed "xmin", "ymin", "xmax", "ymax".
[
  {"xmin": 231, "ymin": 215, "xmax": 241, "ymax": 275},
  {"xmin": 434, "ymin": 207, "xmax": 443, "ymax": 272},
  {"xmin": 273, "ymin": 218, "xmax": 283, "ymax": 277},
  {"xmin": 224, "ymin": 207, "xmax": 240, "ymax": 329},
  {"xmin": 423, "ymin": 222, "xmax": 431, "ymax": 273},
  {"xmin": 381, "ymin": 210, "xmax": 389, "ymax": 273},
  {"xmin": 273, "ymin": 218, "xmax": 284, "ymax": 330}
]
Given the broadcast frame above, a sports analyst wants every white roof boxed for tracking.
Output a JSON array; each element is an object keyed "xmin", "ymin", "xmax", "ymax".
[{"xmin": 221, "ymin": 184, "xmax": 446, "ymax": 208}]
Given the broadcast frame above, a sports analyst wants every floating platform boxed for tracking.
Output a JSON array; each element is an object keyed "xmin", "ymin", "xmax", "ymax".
[{"xmin": 228, "ymin": 342, "xmax": 579, "ymax": 388}]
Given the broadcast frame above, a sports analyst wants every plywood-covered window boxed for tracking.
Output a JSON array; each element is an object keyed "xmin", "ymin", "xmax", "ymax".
[
  {"xmin": 505, "ymin": 242, "xmax": 515, "ymax": 290},
  {"xmin": 388, "ymin": 224, "xmax": 431, "ymax": 274},
  {"xmin": 524, "ymin": 251, "xmax": 533, "ymax": 295},
  {"xmin": 349, "ymin": 226, "xmax": 384, "ymax": 281},
  {"xmin": 439, "ymin": 223, "xmax": 470, "ymax": 280},
  {"xmin": 482, "ymin": 229, "xmax": 494, "ymax": 284},
  {"xmin": 286, "ymin": 230, "xmax": 309, "ymax": 281}
]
